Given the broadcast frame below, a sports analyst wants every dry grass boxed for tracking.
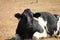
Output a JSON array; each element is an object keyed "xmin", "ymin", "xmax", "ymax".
[{"xmin": 0, "ymin": 0, "xmax": 60, "ymax": 40}]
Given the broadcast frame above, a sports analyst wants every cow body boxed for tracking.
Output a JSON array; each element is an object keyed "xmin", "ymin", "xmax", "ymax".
[
  {"xmin": 33, "ymin": 16, "xmax": 47, "ymax": 39},
  {"xmin": 33, "ymin": 12, "xmax": 57, "ymax": 37}
]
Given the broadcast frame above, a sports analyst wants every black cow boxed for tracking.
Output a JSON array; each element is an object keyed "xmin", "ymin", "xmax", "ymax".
[
  {"xmin": 33, "ymin": 12, "xmax": 57, "ymax": 37},
  {"xmin": 14, "ymin": 9, "xmax": 44, "ymax": 40}
]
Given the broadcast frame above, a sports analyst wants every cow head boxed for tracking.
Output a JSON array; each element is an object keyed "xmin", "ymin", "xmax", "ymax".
[{"xmin": 15, "ymin": 9, "xmax": 34, "ymax": 29}]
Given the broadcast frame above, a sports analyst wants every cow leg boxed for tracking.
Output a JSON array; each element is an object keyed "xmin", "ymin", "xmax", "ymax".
[
  {"xmin": 54, "ymin": 31, "xmax": 60, "ymax": 38},
  {"xmin": 15, "ymin": 34, "xmax": 21, "ymax": 40},
  {"xmin": 32, "ymin": 31, "xmax": 47, "ymax": 40},
  {"xmin": 57, "ymin": 31, "xmax": 60, "ymax": 38},
  {"xmin": 57, "ymin": 34, "xmax": 60, "ymax": 38}
]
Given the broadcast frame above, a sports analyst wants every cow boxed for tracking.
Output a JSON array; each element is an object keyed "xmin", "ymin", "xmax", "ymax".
[
  {"xmin": 14, "ymin": 9, "xmax": 44, "ymax": 40},
  {"xmin": 53, "ymin": 14, "xmax": 60, "ymax": 38},
  {"xmin": 33, "ymin": 12, "xmax": 57, "ymax": 38}
]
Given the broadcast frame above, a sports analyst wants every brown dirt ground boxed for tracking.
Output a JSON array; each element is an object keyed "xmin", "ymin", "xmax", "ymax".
[{"xmin": 0, "ymin": 0, "xmax": 60, "ymax": 40}]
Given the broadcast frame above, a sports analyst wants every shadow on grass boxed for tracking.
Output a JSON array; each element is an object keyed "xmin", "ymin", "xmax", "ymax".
[
  {"xmin": 5, "ymin": 37, "xmax": 15, "ymax": 40},
  {"xmin": 5, "ymin": 37, "xmax": 32, "ymax": 40},
  {"xmin": 5, "ymin": 37, "xmax": 60, "ymax": 40}
]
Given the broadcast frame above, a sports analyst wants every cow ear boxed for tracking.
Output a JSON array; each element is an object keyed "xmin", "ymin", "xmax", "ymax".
[
  {"xmin": 54, "ymin": 14, "xmax": 58, "ymax": 18},
  {"xmin": 33, "ymin": 13, "xmax": 41, "ymax": 18},
  {"xmin": 54, "ymin": 14, "xmax": 59, "ymax": 21},
  {"xmin": 14, "ymin": 13, "xmax": 21, "ymax": 19}
]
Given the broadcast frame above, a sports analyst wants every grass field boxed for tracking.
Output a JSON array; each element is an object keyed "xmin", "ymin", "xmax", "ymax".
[{"xmin": 0, "ymin": 0, "xmax": 60, "ymax": 40}]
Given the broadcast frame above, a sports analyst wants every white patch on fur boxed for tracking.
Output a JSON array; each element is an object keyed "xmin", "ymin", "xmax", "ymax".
[
  {"xmin": 33, "ymin": 17, "xmax": 47, "ymax": 29},
  {"xmin": 15, "ymin": 34, "xmax": 21, "ymax": 40},
  {"xmin": 33, "ymin": 31, "xmax": 47, "ymax": 39},
  {"xmin": 33, "ymin": 17, "xmax": 47, "ymax": 39}
]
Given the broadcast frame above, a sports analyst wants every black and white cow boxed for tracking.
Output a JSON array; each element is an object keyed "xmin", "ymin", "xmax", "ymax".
[
  {"xmin": 53, "ymin": 14, "xmax": 60, "ymax": 38},
  {"xmin": 33, "ymin": 12, "xmax": 57, "ymax": 38},
  {"xmin": 14, "ymin": 9, "xmax": 45, "ymax": 40}
]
